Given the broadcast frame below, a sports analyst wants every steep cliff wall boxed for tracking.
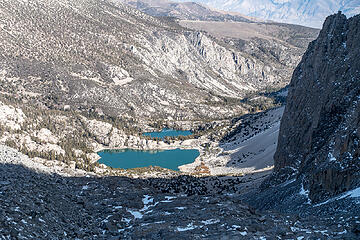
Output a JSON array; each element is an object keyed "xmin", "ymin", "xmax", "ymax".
[{"xmin": 272, "ymin": 12, "xmax": 360, "ymax": 203}]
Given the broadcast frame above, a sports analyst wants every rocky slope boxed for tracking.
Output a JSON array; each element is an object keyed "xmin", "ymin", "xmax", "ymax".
[
  {"xmin": 0, "ymin": 0, "xmax": 317, "ymax": 121},
  {"xmin": 258, "ymin": 13, "xmax": 360, "ymax": 206},
  {"xmin": 181, "ymin": 106, "xmax": 284, "ymax": 175},
  {"xmin": 1, "ymin": 145, "xmax": 359, "ymax": 239},
  {"xmin": 1, "ymin": 6, "xmax": 360, "ymax": 237}
]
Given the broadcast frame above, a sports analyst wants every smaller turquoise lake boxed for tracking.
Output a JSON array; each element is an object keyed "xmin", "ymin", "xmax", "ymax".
[
  {"xmin": 97, "ymin": 148, "xmax": 199, "ymax": 171},
  {"xmin": 143, "ymin": 128, "xmax": 192, "ymax": 139}
]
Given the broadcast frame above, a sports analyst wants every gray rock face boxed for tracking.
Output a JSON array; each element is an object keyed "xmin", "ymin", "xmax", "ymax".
[{"xmin": 271, "ymin": 12, "xmax": 360, "ymax": 203}]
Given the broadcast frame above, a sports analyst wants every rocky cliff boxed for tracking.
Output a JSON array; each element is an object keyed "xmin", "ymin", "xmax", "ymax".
[{"xmin": 271, "ymin": 12, "xmax": 360, "ymax": 203}]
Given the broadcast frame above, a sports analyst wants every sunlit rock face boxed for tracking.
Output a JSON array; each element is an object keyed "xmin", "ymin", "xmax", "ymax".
[{"xmin": 0, "ymin": 0, "xmax": 317, "ymax": 121}]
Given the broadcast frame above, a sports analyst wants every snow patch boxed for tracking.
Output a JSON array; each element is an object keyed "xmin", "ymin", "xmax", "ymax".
[
  {"xmin": 328, "ymin": 152, "xmax": 336, "ymax": 162},
  {"xmin": 176, "ymin": 223, "xmax": 196, "ymax": 232},
  {"xmin": 165, "ymin": 196, "xmax": 177, "ymax": 200},
  {"xmin": 299, "ymin": 185, "xmax": 311, "ymax": 204},
  {"xmin": 339, "ymin": 186, "xmax": 360, "ymax": 199},
  {"xmin": 142, "ymin": 195, "xmax": 153, "ymax": 205},
  {"xmin": 175, "ymin": 207, "xmax": 186, "ymax": 210},
  {"xmin": 239, "ymin": 231, "xmax": 247, "ymax": 236},
  {"xmin": 127, "ymin": 195, "xmax": 158, "ymax": 220},
  {"xmin": 200, "ymin": 219, "xmax": 220, "ymax": 225},
  {"xmin": 122, "ymin": 217, "xmax": 131, "ymax": 224},
  {"xmin": 315, "ymin": 186, "xmax": 360, "ymax": 207},
  {"xmin": 128, "ymin": 210, "xmax": 143, "ymax": 219}
]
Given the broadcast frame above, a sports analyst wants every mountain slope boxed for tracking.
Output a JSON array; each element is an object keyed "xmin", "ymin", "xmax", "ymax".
[
  {"xmin": 0, "ymin": 0, "xmax": 317, "ymax": 122},
  {"xmin": 175, "ymin": 0, "xmax": 360, "ymax": 28},
  {"xmin": 121, "ymin": 0, "xmax": 253, "ymax": 21},
  {"xmin": 2, "ymin": 144, "xmax": 358, "ymax": 238},
  {"xmin": 262, "ymin": 12, "xmax": 360, "ymax": 206}
]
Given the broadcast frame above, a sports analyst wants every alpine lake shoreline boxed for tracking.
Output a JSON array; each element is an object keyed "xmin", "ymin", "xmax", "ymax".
[
  {"xmin": 92, "ymin": 106, "xmax": 283, "ymax": 178},
  {"xmin": 93, "ymin": 129, "xmax": 210, "ymax": 176},
  {"xmin": 96, "ymin": 129, "xmax": 201, "ymax": 172}
]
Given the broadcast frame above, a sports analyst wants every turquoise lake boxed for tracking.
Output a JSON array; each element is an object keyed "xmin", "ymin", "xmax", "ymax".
[
  {"xmin": 98, "ymin": 129, "xmax": 197, "ymax": 171},
  {"xmin": 143, "ymin": 128, "xmax": 192, "ymax": 139},
  {"xmin": 97, "ymin": 148, "xmax": 199, "ymax": 171}
]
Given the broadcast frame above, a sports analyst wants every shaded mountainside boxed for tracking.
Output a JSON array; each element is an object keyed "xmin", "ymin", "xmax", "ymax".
[
  {"xmin": 254, "ymin": 12, "xmax": 360, "ymax": 208},
  {"xmin": 1, "ymin": 145, "xmax": 359, "ymax": 239},
  {"xmin": 0, "ymin": 0, "xmax": 317, "ymax": 121}
]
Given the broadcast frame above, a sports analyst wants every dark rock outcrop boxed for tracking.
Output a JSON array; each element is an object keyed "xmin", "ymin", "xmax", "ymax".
[{"xmin": 271, "ymin": 12, "xmax": 360, "ymax": 203}]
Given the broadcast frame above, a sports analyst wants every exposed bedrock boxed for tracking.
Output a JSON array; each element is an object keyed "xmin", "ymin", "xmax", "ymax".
[{"xmin": 269, "ymin": 12, "xmax": 360, "ymax": 203}]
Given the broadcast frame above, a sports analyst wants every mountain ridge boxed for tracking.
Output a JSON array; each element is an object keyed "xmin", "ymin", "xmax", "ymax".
[
  {"xmin": 121, "ymin": 0, "xmax": 254, "ymax": 22},
  {"xmin": 0, "ymin": 1, "xmax": 360, "ymax": 238},
  {"xmin": 0, "ymin": 0, "xmax": 318, "ymax": 121},
  {"xmin": 174, "ymin": 0, "xmax": 360, "ymax": 28}
]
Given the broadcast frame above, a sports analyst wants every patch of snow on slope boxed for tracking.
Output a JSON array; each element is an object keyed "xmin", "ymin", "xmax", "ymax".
[
  {"xmin": 201, "ymin": 219, "xmax": 220, "ymax": 225},
  {"xmin": 141, "ymin": 195, "xmax": 155, "ymax": 211},
  {"xmin": 339, "ymin": 186, "xmax": 360, "ymax": 199},
  {"xmin": 315, "ymin": 186, "xmax": 360, "ymax": 206},
  {"xmin": 299, "ymin": 182, "xmax": 311, "ymax": 204},
  {"xmin": 128, "ymin": 210, "xmax": 143, "ymax": 219},
  {"xmin": 176, "ymin": 222, "xmax": 196, "ymax": 232},
  {"xmin": 328, "ymin": 152, "xmax": 336, "ymax": 162},
  {"xmin": 240, "ymin": 231, "xmax": 248, "ymax": 236},
  {"xmin": 127, "ymin": 195, "xmax": 159, "ymax": 220}
]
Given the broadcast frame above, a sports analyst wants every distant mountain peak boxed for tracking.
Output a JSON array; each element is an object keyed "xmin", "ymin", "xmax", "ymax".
[{"xmin": 174, "ymin": 0, "xmax": 360, "ymax": 28}]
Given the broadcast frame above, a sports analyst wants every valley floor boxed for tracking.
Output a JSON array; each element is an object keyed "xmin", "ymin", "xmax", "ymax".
[
  {"xmin": 0, "ymin": 96, "xmax": 282, "ymax": 178},
  {"xmin": 1, "ymin": 105, "xmax": 359, "ymax": 239}
]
